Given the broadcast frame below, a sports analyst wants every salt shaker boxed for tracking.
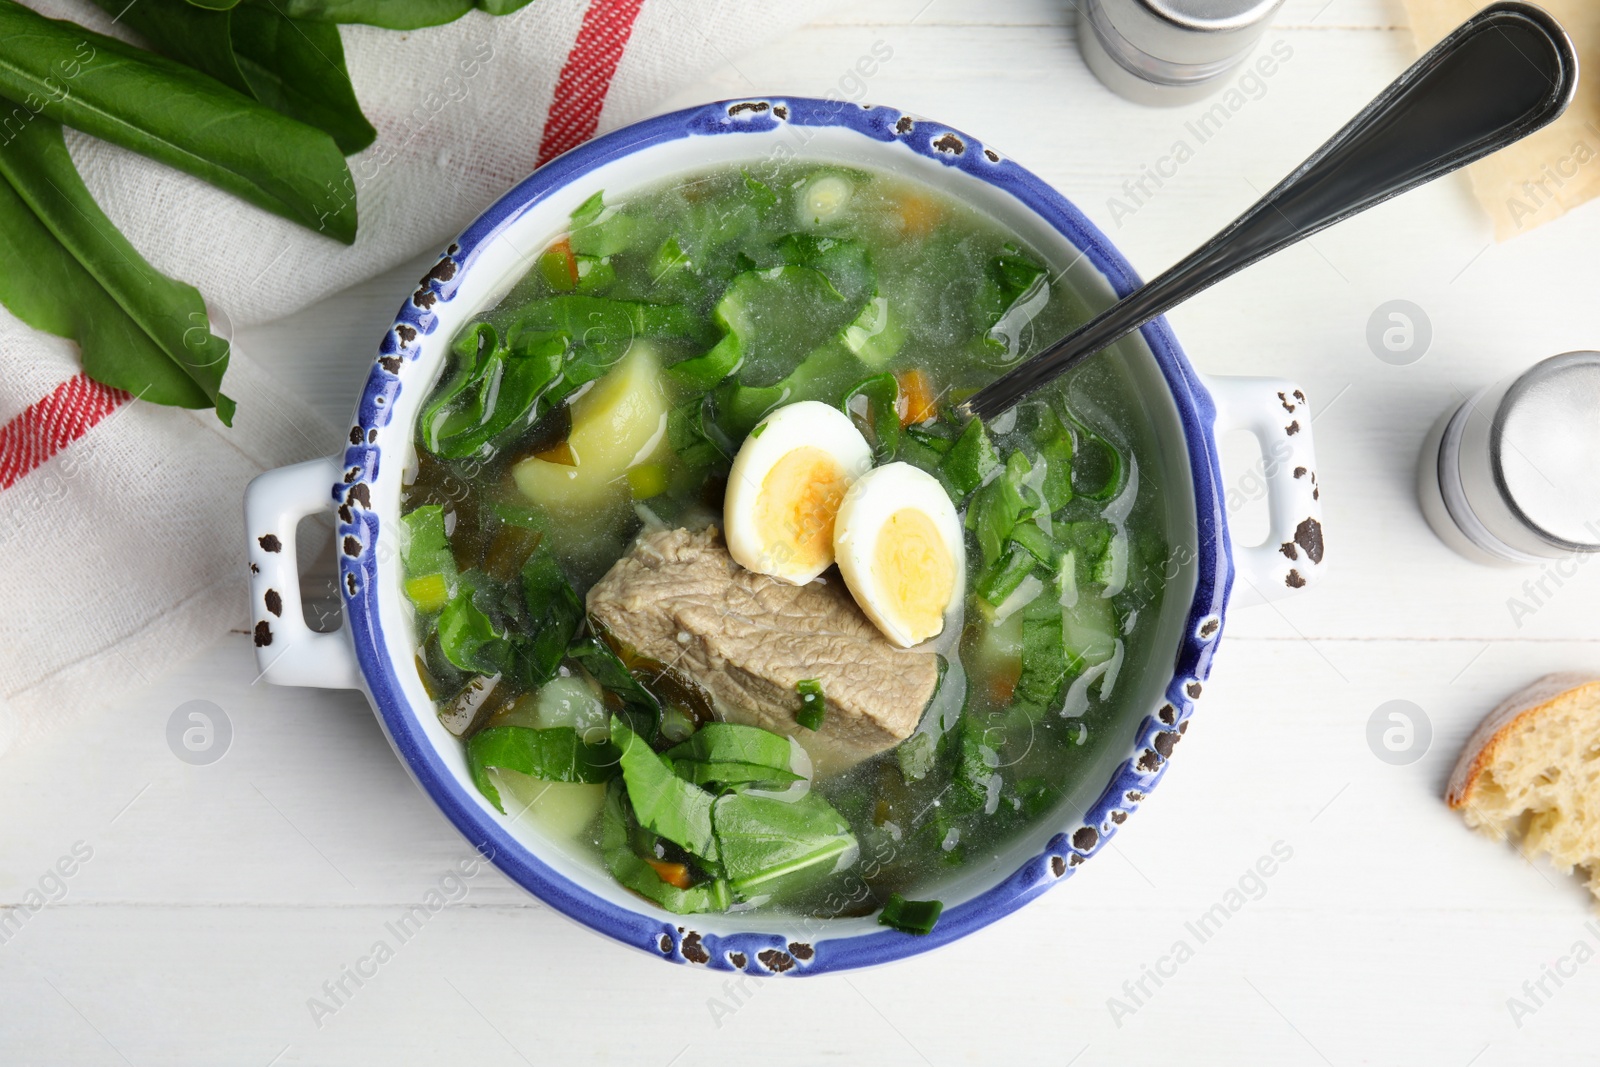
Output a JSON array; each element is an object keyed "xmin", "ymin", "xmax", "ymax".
[
  {"xmin": 1419, "ymin": 351, "xmax": 1600, "ymax": 566},
  {"xmin": 1075, "ymin": 0, "xmax": 1287, "ymax": 106}
]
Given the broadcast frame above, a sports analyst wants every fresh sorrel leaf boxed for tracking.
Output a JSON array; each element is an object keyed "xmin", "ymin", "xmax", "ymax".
[
  {"xmin": 795, "ymin": 678, "xmax": 826, "ymax": 732},
  {"xmin": 712, "ymin": 790, "xmax": 855, "ymax": 899},
  {"xmin": 841, "ymin": 373, "xmax": 899, "ymax": 464},
  {"xmin": 400, "ymin": 505, "xmax": 455, "ymax": 577},
  {"xmin": 476, "ymin": 0, "xmax": 536, "ymax": 17},
  {"xmin": 0, "ymin": 1, "xmax": 358, "ymax": 241},
  {"xmin": 399, "ymin": 504, "xmax": 458, "ymax": 612},
  {"xmin": 515, "ymin": 543, "xmax": 581, "ymax": 684},
  {"xmin": 975, "ymin": 543, "xmax": 1036, "ymax": 607},
  {"xmin": 1029, "ymin": 406, "xmax": 1075, "ymax": 511},
  {"xmin": 613, "ymin": 719, "xmax": 719, "ymax": 862},
  {"xmin": 966, "ymin": 451, "xmax": 1032, "ymax": 567},
  {"xmin": 436, "ymin": 589, "xmax": 508, "ymax": 674},
  {"xmin": 1012, "ymin": 592, "xmax": 1070, "ymax": 721},
  {"xmin": 0, "ymin": 119, "xmax": 234, "ymax": 421},
  {"xmin": 877, "ymin": 892, "xmax": 943, "ymax": 935},
  {"xmin": 229, "ymin": 4, "xmax": 375, "ymax": 153},
  {"xmin": 272, "ymin": 0, "xmax": 474, "ymax": 28},
  {"xmin": 671, "ymin": 760, "xmax": 802, "ymax": 790},
  {"xmin": 570, "ymin": 638, "xmax": 662, "ymax": 740},
  {"xmin": 942, "ymin": 417, "xmax": 1001, "ymax": 497},
  {"xmin": 87, "ymin": 0, "xmax": 375, "ymax": 154},
  {"xmin": 467, "ymin": 725, "xmax": 618, "ymax": 813},
  {"xmin": 601, "ymin": 782, "xmax": 729, "ymax": 913},
  {"xmin": 665, "ymin": 723, "xmax": 795, "ymax": 771}
]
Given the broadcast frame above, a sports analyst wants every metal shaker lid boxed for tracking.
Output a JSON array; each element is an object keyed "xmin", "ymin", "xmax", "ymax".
[
  {"xmin": 1492, "ymin": 351, "xmax": 1600, "ymax": 550},
  {"xmin": 1098, "ymin": 0, "xmax": 1286, "ymax": 68}
]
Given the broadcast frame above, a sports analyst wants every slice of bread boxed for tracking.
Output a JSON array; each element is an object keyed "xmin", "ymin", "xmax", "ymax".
[{"xmin": 1447, "ymin": 672, "xmax": 1600, "ymax": 901}]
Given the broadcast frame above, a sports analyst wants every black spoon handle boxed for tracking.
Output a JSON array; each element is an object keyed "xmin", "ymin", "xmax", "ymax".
[{"xmin": 959, "ymin": 1, "xmax": 1578, "ymax": 423}]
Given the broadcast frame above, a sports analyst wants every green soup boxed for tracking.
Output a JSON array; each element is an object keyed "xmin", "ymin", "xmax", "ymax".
[{"xmin": 400, "ymin": 161, "xmax": 1173, "ymax": 927}]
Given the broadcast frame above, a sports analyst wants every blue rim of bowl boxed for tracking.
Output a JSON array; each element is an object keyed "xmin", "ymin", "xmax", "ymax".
[{"xmin": 333, "ymin": 97, "xmax": 1233, "ymax": 976}]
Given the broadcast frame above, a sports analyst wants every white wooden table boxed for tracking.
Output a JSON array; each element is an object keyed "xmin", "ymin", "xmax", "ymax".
[{"xmin": 7, "ymin": 1, "xmax": 1600, "ymax": 1062}]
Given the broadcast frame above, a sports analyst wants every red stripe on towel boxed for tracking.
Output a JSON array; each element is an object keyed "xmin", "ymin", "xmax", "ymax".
[
  {"xmin": 0, "ymin": 374, "xmax": 130, "ymax": 491},
  {"xmin": 536, "ymin": 0, "xmax": 648, "ymax": 167}
]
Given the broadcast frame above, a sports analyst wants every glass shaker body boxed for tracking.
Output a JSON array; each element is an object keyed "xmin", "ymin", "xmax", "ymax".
[{"xmin": 1419, "ymin": 351, "xmax": 1600, "ymax": 565}]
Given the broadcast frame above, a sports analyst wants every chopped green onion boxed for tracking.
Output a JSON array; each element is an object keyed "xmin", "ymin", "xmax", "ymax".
[
  {"xmin": 796, "ymin": 678, "xmax": 826, "ymax": 731},
  {"xmin": 878, "ymin": 893, "xmax": 943, "ymax": 935},
  {"xmin": 626, "ymin": 462, "xmax": 669, "ymax": 499},
  {"xmin": 658, "ymin": 706, "xmax": 698, "ymax": 745},
  {"xmin": 403, "ymin": 573, "xmax": 450, "ymax": 613}
]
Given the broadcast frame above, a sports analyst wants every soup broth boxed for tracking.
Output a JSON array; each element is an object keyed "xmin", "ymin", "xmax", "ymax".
[{"xmin": 400, "ymin": 161, "xmax": 1174, "ymax": 925}]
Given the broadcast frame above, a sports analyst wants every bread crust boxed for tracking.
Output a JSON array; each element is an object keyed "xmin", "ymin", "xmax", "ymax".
[{"xmin": 1446, "ymin": 672, "xmax": 1600, "ymax": 810}]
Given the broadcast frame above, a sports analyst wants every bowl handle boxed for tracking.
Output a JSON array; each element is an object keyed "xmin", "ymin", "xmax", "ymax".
[
  {"xmin": 1202, "ymin": 374, "xmax": 1326, "ymax": 605},
  {"xmin": 242, "ymin": 456, "xmax": 363, "ymax": 689}
]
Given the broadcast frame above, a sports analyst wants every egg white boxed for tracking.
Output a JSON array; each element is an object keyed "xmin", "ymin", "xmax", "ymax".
[
  {"xmin": 723, "ymin": 401, "xmax": 873, "ymax": 584},
  {"xmin": 833, "ymin": 462, "xmax": 966, "ymax": 648}
]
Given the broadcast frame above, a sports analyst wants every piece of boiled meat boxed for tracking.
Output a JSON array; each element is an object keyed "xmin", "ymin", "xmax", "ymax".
[{"xmin": 585, "ymin": 527, "xmax": 939, "ymax": 775}]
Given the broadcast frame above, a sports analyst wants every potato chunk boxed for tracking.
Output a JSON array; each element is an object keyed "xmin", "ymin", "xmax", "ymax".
[{"xmin": 513, "ymin": 344, "xmax": 668, "ymax": 508}]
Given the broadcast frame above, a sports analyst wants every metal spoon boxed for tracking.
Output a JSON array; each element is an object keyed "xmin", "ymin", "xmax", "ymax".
[{"xmin": 958, "ymin": 1, "xmax": 1578, "ymax": 423}]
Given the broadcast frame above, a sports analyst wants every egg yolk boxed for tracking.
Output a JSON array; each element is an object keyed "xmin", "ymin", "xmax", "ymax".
[
  {"xmin": 872, "ymin": 507, "xmax": 955, "ymax": 643},
  {"xmin": 754, "ymin": 447, "xmax": 849, "ymax": 575}
]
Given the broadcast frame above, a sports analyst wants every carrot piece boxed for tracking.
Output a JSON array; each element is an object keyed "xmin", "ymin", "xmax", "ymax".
[
  {"xmin": 988, "ymin": 660, "xmax": 1021, "ymax": 706},
  {"xmin": 538, "ymin": 236, "xmax": 579, "ymax": 291},
  {"xmin": 894, "ymin": 193, "xmax": 944, "ymax": 238},
  {"xmin": 989, "ymin": 676, "xmax": 1018, "ymax": 706},
  {"xmin": 646, "ymin": 858, "xmax": 693, "ymax": 889},
  {"xmin": 557, "ymin": 236, "xmax": 579, "ymax": 287},
  {"xmin": 896, "ymin": 368, "xmax": 938, "ymax": 426}
]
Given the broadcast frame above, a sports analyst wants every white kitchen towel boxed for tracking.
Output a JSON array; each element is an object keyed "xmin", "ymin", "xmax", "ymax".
[{"xmin": 0, "ymin": 0, "xmax": 845, "ymax": 754}]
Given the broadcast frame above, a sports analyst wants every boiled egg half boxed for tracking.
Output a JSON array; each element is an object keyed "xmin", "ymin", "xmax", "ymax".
[
  {"xmin": 834, "ymin": 462, "xmax": 965, "ymax": 648},
  {"xmin": 724, "ymin": 401, "xmax": 873, "ymax": 584}
]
